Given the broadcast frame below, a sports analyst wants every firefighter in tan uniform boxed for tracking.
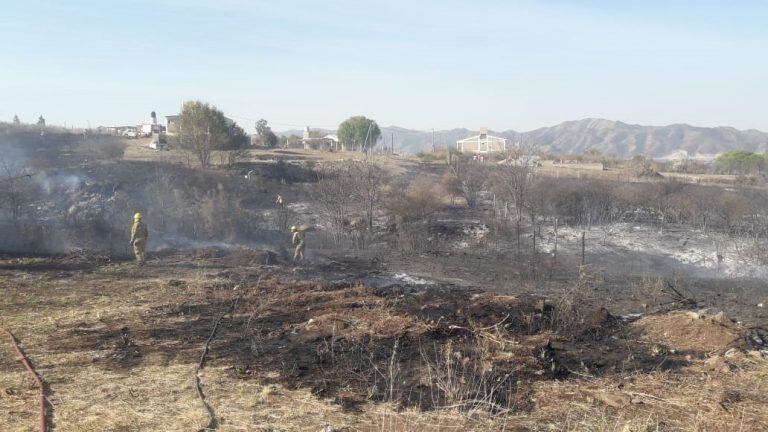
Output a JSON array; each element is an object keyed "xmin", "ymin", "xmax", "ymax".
[
  {"xmin": 130, "ymin": 212, "xmax": 149, "ymax": 265},
  {"xmin": 291, "ymin": 225, "xmax": 306, "ymax": 263}
]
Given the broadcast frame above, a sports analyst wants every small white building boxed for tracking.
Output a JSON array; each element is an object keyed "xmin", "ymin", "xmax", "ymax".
[
  {"xmin": 456, "ymin": 128, "xmax": 507, "ymax": 154},
  {"xmin": 135, "ymin": 111, "xmax": 163, "ymax": 136},
  {"xmin": 164, "ymin": 115, "xmax": 181, "ymax": 135},
  {"xmin": 301, "ymin": 126, "xmax": 339, "ymax": 151},
  {"xmin": 140, "ymin": 123, "xmax": 165, "ymax": 135}
]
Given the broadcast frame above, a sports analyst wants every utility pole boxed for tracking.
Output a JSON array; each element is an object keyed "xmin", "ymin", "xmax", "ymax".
[
  {"xmin": 431, "ymin": 128, "xmax": 435, "ymax": 152},
  {"xmin": 363, "ymin": 121, "xmax": 373, "ymax": 154},
  {"xmin": 391, "ymin": 132, "xmax": 394, "ymax": 154},
  {"xmin": 531, "ymin": 228, "xmax": 537, "ymax": 280}
]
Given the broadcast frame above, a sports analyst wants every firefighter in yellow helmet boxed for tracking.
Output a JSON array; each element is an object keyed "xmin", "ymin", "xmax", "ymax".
[
  {"xmin": 130, "ymin": 212, "xmax": 149, "ymax": 265},
  {"xmin": 291, "ymin": 225, "xmax": 305, "ymax": 263}
]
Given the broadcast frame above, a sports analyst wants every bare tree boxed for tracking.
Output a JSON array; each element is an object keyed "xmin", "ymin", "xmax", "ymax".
[
  {"xmin": 650, "ymin": 180, "xmax": 686, "ymax": 233},
  {"xmin": 712, "ymin": 190, "xmax": 749, "ymax": 235},
  {"xmin": 445, "ymin": 156, "xmax": 488, "ymax": 208},
  {"xmin": 0, "ymin": 157, "xmax": 35, "ymax": 222},
  {"xmin": 313, "ymin": 163, "xmax": 356, "ymax": 245},
  {"xmin": 689, "ymin": 187, "xmax": 717, "ymax": 232},
  {"xmin": 349, "ymin": 159, "xmax": 386, "ymax": 229},
  {"xmin": 441, "ymin": 169, "xmax": 461, "ymax": 205},
  {"xmin": 491, "ymin": 140, "xmax": 538, "ymax": 250},
  {"xmin": 384, "ymin": 176, "xmax": 445, "ymax": 251}
]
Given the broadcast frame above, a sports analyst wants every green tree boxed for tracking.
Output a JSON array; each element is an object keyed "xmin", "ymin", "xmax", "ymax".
[
  {"xmin": 338, "ymin": 116, "xmax": 381, "ymax": 151},
  {"xmin": 255, "ymin": 119, "xmax": 278, "ymax": 147},
  {"xmin": 12, "ymin": 115, "xmax": 20, "ymax": 124},
  {"xmin": 175, "ymin": 101, "xmax": 230, "ymax": 168},
  {"xmin": 716, "ymin": 150, "xmax": 766, "ymax": 174},
  {"xmin": 226, "ymin": 122, "xmax": 250, "ymax": 150},
  {"xmin": 220, "ymin": 122, "xmax": 250, "ymax": 167},
  {"xmin": 37, "ymin": 115, "xmax": 45, "ymax": 127}
]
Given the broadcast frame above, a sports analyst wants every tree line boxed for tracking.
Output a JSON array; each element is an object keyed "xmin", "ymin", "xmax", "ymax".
[
  {"xmin": 430, "ymin": 150, "xmax": 765, "ymax": 235},
  {"xmin": 715, "ymin": 150, "xmax": 768, "ymax": 174},
  {"xmin": 174, "ymin": 101, "xmax": 382, "ymax": 167}
]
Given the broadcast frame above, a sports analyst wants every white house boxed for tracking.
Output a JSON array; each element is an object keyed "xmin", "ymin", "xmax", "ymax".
[
  {"xmin": 456, "ymin": 128, "xmax": 507, "ymax": 153},
  {"xmin": 301, "ymin": 126, "xmax": 339, "ymax": 151}
]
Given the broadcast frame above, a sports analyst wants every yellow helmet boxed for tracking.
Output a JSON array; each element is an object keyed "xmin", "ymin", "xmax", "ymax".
[
  {"xmin": 290, "ymin": 225, "xmax": 297, "ymax": 232},
  {"xmin": 134, "ymin": 212, "xmax": 142, "ymax": 221}
]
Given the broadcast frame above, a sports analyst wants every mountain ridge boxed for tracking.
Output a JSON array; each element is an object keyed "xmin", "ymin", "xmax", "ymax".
[{"xmin": 278, "ymin": 118, "xmax": 768, "ymax": 158}]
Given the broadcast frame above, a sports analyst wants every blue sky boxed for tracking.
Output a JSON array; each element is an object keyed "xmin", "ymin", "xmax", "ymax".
[{"xmin": 1, "ymin": 0, "xmax": 767, "ymax": 132}]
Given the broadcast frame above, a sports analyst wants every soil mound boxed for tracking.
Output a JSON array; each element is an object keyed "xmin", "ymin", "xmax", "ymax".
[{"xmin": 631, "ymin": 310, "xmax": 744, "ymax": 353}]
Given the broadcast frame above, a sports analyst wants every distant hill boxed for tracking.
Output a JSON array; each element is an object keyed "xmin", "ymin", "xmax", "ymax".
[
  {"xmin": 278, "ymin": 119, "xmax": 768, "ymax": 158},
  {"xmin": 523, "ymin": 119, "xmax": 768, "ymax": 158},
  {"xmin": 277, "ymin": 128, "xmax": 334, "ymax": 138}
]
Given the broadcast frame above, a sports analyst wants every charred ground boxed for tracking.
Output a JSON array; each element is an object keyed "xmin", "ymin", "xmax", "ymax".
[
  {"xmin": 1, "ymin": 250, "xmax": 767, "ymax": 431},
  {"xmin": 1, "ymin": 130, "xmax": 767, "ymax": 431}
]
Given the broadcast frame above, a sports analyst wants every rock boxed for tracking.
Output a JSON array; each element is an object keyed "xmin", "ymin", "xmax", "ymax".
[
  {"xmin": 319, "ymin": 427, "xmax": 337, "ymax": 432},
  {"xmin": 710, "ymin": 311, "xmax": 734, "ymax": 326},
  {"xmin": 686, "ymin": 309, "xmax": 717, "ymax": 320},
  {"xmin": 750, "ymin": 334, "xmax": 765, "ymax": 346},
  {"xmin": 685, "ymin": 311, "xmax": 702, "ymax": 320},
  {"xmin": 724, "ymin": 348, "xmax": 740, "ymax": 358},
  {"xmin": 597, "ymin": 391, "xmax": 630, "ymax": 408}
]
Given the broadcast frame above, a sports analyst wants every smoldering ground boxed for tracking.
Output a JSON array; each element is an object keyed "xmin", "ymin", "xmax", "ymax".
[{"xmin": 0, "ymin": 130, "xmax": 294, "ymax": 257}]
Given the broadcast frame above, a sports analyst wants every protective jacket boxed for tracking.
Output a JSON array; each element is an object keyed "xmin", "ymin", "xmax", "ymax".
[{"xmin": 131, "ymin": 221, "xmax": 148, "ymax": 243}]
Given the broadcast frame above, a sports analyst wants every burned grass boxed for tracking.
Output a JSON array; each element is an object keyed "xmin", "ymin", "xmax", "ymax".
[{"xmin": 1, "ymin": 251, "xmax": 767, "ymax": 430}]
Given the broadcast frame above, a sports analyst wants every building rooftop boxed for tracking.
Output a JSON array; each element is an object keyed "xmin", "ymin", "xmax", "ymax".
[{"xmin": 457, "ymin": 134, "xmax": 507, "ymax": 143}]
